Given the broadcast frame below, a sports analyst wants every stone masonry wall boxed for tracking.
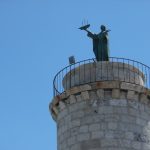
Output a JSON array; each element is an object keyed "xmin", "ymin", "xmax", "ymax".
[{"xmin": 50, "ymin": 81, "xmax": 150, "ymax": 150}]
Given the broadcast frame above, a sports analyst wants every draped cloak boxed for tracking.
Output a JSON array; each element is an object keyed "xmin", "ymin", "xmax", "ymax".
[{"xmin": 87, "ymin": 31, "xmax": 109, "ymax": 61}]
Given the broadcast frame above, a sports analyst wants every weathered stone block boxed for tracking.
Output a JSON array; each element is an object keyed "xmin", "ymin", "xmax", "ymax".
[
  {"xmin": 71, "ymin": 120, "xmax": 80, "ymax": 128},
  {"xmin": 121, "ymin": 115, "xmax": 136, "ymax": 123},
  {"xmin": 100, "ymin": 122, "xmax": 108, "ymax": 130},
  {"xmin": 127, "ymin": 90, "xmax": 135, "ymax": 100},
  {"xmin": 97, "ymin": 89, "xmax": 104, "ymax": 99},
  {"xmin": 69, "ymin": 95, "xmax": 76, "ymax": 104},
  {"xmin": 89, "ymin": 91, "xmax": 97, "ymax": 100},
  {"xmin": 109, "ymin": 99, "xmax": 127, "ymax": 106},
  {"xmin": 142, "ymin": 143, "xmax": 150, "ymax": 150},
  {"xmin": 59, "ymin": 101, "xmax": 66, "ymax": 110},
  {"xmin": 77, "ymin": 101, "xmax": 86, "ymax": 109},
  {"xmin": 71, "ymin": 110, "xmax": 84, "ymax": 119},
  {"xmin": 70, "ymin": 127, "xmax": 79, "ymax": 136},
  {"xmin": 144, "ymin": 105, "xmax": 150, "ymax": 115},
  {"xmin": 132, "ymin": 141, "xmax": 142, "ymax": 150},
  {"xmin": 89, "ymin": 124, "xmax": 100, "ymax": 132},
  {"xmin": 118, "ymin": 139, "xmax": 131, "ymax": 148},
  {"xmin": 113, "ymin": 107, "xmax": 128, "ymax": 114},
  {"xmin": 98, "ymin": 106, "xmax": 113, "ymax": 114},
  {"xmin": 140, "ymin": 94, "xmax": 148, "ymax": 104},
  {"xmin": 80, "ymin": 116, "xmax": 93, "ymax": 125},
  {"xmin": 70, "ymin": 144, "xmax": 80, "ymax": 150},
  {"xmin": 105, "ymin": 114, "xmax": 120, "ymax": 122},
  {"xmin": 76, "ymin": 94, "xmax": 82, "ymax": 102},
  {"xmin": 60, "ymin": 140, "xmax": 67, "ymax": 150},
  {"xmin": 105, "ymin": 130, "xmax": 114, "ymax": 138},
  {"xmin": 63, "ymin": 130, "xmax": 70, "ymax": 139},
  {"xmin": 108, "ymin": 122, "xmax": 118, "ymax": 130},
  {"xmin": 77, "ymin": 133, "xmax": 90, "ymax": 142},
  {"xmin": 60, "ymin": 92, "xmax": 67, "ymax": 100},
  {"xmin": 79, "ymin": 125, "xmax": 88, "ymax": 133},
  {"xmin": 61, "ymin": 124, "xmax": 68, "ymax": 133},
  {"xmin": 52, "ymin": 106, "xmax": 59, "ymax": 115},
  {"xmin": 120, "ymin": 90, "xmax": 127, "ymax": 99},
  {"xmin": 81, "ymin": 91, "xmax": 89, "ymax": 100},
  {"xmin": 80, "ymin": 139, "xmax": 101, "ymax": 149},
  {"xmin": 79, "ymin": 84, "xmax": 91, "ymax": 91},
  {"xmin": 66, "ymin": 87, "xmax": 80, "ymax": 96},
  {"xmin": 136, "ymin": 118, "xmax": 147, "ymax": 126},
  {"xmin": 112, "ymin": 89, "xmax": 120, "ymax": 99},
  {"xmin": 121, "ymin": 82, "xmax": 144, "ymax": 93},
  {"xmin": 94, "ymin": 81, "xmax": 120, "ymax": 89},
  {"xmin": 128, "ymin": 108, "xmax": 140, "ymax": 118},
  {"xmin": 125, "ymin": 131, "xmax": 134, "ymax": 140},
  {"xmin": 91, "ymin": 131, "xmax": 104, "ymax": 139},
  {"xmin": 139, "ymin": 103, "xmax": 145, "ymax": 111},
  {"xmin": 69, "ymin": 104, "xmax": 78, "ymax": 112},
  {"xmin": 140, "ymin": 111, "xmax": 149, "ymax": 120},
  {"xmin": 101, "ymin": 139, "xmax": 118, "ymax": 147},
  {"xmin": 67, "ymin": 136, "xmax": 76, "ymax": 146},
  {"xmin": 69, "ymin": 101, "xmax": 85, "ymax": 113},
  {"xmin": 128, "ymin": 100, "xmax": 139, "ymax": 109},
  {"xmin": 104, "ymin": 90, "xmax": 112, "ymax": 99}
]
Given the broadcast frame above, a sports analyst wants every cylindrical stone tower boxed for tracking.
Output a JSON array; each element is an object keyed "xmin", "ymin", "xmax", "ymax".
[{"xmin": 50, "ymin": 59, "xmax": 150, "ymax": 150}]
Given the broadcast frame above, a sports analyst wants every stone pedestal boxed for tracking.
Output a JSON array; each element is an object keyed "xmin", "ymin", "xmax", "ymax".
[{"xmin": 50, "ymin": 62, "xmax": 150, "ymax": 150}]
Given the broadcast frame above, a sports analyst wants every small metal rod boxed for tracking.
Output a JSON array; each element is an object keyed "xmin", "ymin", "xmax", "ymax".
[
  {"xmin": 84, "ymin": 60, "xmax": 85, "ymax": 83},
  {"xmin": 62, "ymin": 69, "xmax": 64, "ymax": 92},
  {"xmin": 142, "ymin": 64, "xmax": 144, "ymax": 85},
  {"xmin": 53, "ymin": 81, "xmax": 55, "ymax": 97},
  {"xmin": 57, "ymin": 75, "xmax": 58, "ymax": 95},
  {"xmin": 101, "ymin": 61, "xmax": 102, "ymax": 80},
  {"xmin": 128, "ymin": 59, "xmax": 130, "ymax": 83},
  {"xmin": 117, "ymin": 58, "xmax": 119, "ymax": 81},
  {"xmin": 93, "ymin": 61, "xmax": 96, "ymax": 82},
  {"xmin": 93, "ymin": 58, "xmax": 96, "ymax": 82},
  {"xmin": 137, "ymin": 62, "xmax": 140, "ymax": 85},
  {"xmin": 112, "ymin": 57, "xmax": 114, "ymax": 80},
  {"xmin": 74, "ymin": 63, "xmax": 75, "ymax": 87},
  {"xmin": 123, "ymin": 58, "xmax": 125, "ymax": 82},
  {"xmin": 89, "ymin": 60, "xmax": 91, "ymax": 83},
  {"xmin": 107, "ymin": 61, "xmax": 108, "ymax": 80},
  {"xmin": 65, "ymin": 67, "xmax": 67, "ymax": 90},
  {"xmin": 69, "ymin": 65, "xmax": 71, "ymax": 88},
  {"xmin": 79, "ymin": 62, "xmax": 80, "ymax": 85},
  {"xmin": 145, "ymin": 66, "xmax": 147, "ymax": 87},
  {"xmin": 58, "ymin": 72, "xmax": 60, "ymax": 94},
  {"xmin": 149, "ymin": 68, "xmax": 150, "ymax": 88},
  {"xmin": 133, "ymin": 61, "xmax": 135, "ymax": 84}
]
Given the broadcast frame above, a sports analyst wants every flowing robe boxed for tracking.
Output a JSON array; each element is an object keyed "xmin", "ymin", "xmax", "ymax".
[{"xmin": 87, "ymin": 31, "xmax": 109, "ymax": 61}]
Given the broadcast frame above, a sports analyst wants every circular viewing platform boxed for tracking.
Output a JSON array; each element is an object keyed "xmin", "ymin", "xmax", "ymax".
[{"xmin": 53, "ymin": 57, "xmax": 150, "ymax": 97}]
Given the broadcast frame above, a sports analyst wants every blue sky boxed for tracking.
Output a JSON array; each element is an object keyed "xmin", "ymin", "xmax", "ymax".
[{"xmin": 0, "ymin": 0, "xmax": 150, "ymax": 150}]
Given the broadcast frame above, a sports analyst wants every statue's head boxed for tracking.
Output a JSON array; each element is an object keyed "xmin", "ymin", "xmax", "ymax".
[{"xmin": 100, "ymin": 25, "xmax": 106, "ymax": 31}]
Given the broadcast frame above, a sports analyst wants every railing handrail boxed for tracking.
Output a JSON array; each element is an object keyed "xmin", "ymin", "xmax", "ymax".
[{"xmin": 53, "ymin": 57, "xmax": 150, "ymax": 96}]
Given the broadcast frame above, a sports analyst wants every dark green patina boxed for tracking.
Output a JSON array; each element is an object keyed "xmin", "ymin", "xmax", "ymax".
[{"xmin": 79, "ymin": 24, "xmax": 110, "ymax": 61}]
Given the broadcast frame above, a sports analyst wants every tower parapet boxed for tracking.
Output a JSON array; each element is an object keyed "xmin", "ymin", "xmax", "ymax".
[{"xmin": 50, "ymin": 57, "xmax": 150, "ymax": 150}]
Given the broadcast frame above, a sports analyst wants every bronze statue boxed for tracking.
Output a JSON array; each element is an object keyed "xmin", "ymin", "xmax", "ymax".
[{"xmin": 79, "ymin": 24, "xmax": 110, "ymax": 61}]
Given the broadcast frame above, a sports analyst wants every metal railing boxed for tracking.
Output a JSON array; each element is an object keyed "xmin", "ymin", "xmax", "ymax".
[{"xmin": 53, "ymin": 57, "xmax": 150, "ymax": 97}]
